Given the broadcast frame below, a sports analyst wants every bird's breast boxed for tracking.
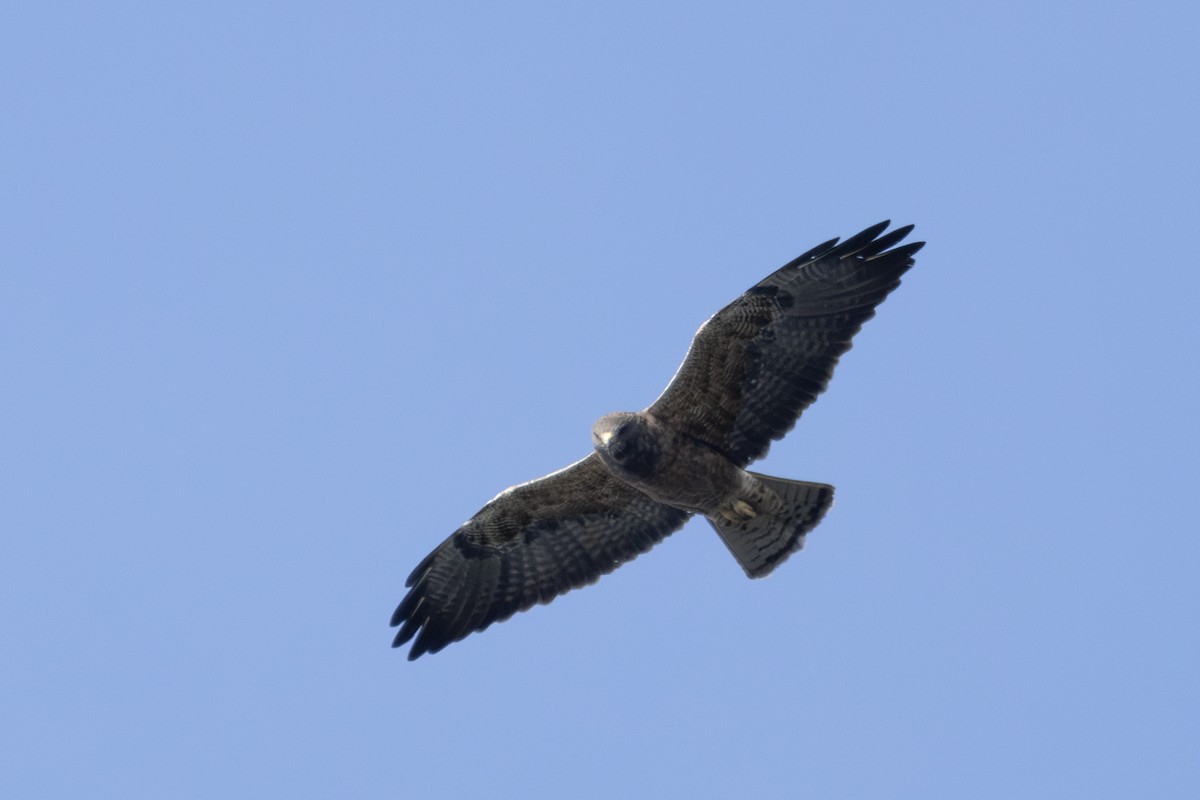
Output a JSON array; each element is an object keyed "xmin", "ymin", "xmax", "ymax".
[{"xmin": 598, "ymin": 418, "xmax": 740, "ymax": 514}]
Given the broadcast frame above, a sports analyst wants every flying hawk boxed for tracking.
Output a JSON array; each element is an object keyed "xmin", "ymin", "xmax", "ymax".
[{"xmin": 392, "ymin": 221, "xmax": 923, "ymax": 659}]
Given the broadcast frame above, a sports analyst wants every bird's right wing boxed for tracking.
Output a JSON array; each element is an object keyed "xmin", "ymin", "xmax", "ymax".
[{"xmin": 390, "ymin": 454, "xmax": 691, "ymax": 660}]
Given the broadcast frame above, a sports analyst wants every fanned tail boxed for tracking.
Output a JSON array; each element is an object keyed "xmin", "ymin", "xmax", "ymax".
[{"xmin": 707, "ymin": 474, "xmax": 834, "ymax": 578}]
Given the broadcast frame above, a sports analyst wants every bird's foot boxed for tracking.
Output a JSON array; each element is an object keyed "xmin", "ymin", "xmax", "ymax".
[{"xmin": 718, "ymin": 499, "xmax": 758, "ymax": 522}]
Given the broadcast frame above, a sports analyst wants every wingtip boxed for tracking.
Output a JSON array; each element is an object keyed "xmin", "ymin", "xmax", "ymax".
[
  {"xmin": 860, "ymin": 223, "xmax": 919, "ymax": 260},
  {"xmin": 392, "ymin": 617, "xmax": 429, "ymax": 659},
  {"xmin": 835, "ymin": 220, "xmax": 892, "ymax": 257},
  {"xmin": 391, "ymin": 622, "xmax": 415, "ymax": 648},
  {"xmin": 785, "ymin": 235, "xmax": 841, "ymax": 267},
  {"xmin": 889, "ymin": 241, "xmax": 925, "ymax": 262}
]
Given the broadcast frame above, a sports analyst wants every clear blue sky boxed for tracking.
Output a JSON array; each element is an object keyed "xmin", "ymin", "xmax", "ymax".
[{"xmin": 4, "ymin": 2, "xmax": 1198, "ymax": 797}]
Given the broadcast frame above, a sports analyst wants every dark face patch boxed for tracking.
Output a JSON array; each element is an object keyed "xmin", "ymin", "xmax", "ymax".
[{"xmin": 604, "ymin": 419, "xmax": 659, "ymax": 479}]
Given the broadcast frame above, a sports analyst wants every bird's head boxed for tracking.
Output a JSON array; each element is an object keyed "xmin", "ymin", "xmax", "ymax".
[{"xmin": 592, "ymin": 412, "xmax": 659, "ymax": 478}]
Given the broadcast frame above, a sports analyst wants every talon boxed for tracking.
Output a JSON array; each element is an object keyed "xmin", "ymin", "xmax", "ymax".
[
  {"xmin": 719, "ymin": 507, "xmax": 741, "ymax": 523},
  {"xmin": 734, "ymin": 500, "xmax": 756, "ymax": 518}
]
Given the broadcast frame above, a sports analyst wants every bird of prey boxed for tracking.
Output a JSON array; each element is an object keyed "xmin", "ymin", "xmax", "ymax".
[{"xmin": 391, "ymin": 221, "xmax": 923, "ymax": 660}]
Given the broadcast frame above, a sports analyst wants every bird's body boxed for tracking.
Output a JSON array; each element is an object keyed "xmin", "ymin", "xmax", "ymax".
[
  {"xmin": 592, "ymin": 411, "xmax": 740, "ymax": 513},
  {"xmin": 593, "ymin": 410, "xmax": 803, "ymax": 532},
  {"xmin": 392, "ymin": 221, "xmax": 923, "ymax": 660}
]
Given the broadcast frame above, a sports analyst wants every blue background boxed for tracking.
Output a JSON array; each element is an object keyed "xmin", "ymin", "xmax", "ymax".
[{"xmin": 4, "ymin": 2, "xmax": 1198, "ymax": 797}]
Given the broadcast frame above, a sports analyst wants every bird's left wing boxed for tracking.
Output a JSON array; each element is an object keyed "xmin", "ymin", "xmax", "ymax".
[
  {"xmin": 391, "ymin": 453, "xmax": 690, "ymax": 660},
  {"xmin": 648, "ymin": 221, "xmax": 923, "ymax": 466}
]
